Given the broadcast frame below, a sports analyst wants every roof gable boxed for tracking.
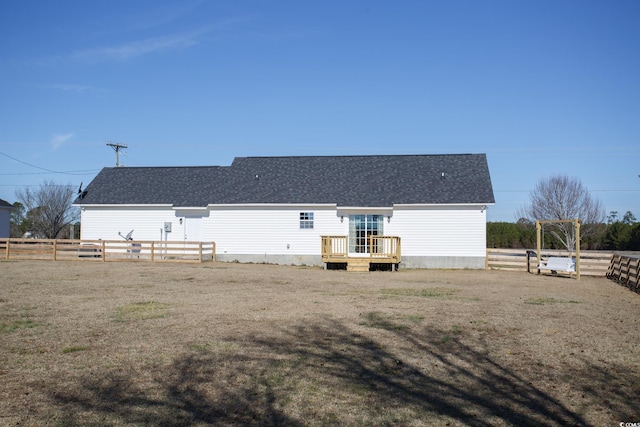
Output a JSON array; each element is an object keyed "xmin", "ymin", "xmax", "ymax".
[{"xmin": 76, "ymin": 154, "xmax": 495, "ymax": 207}]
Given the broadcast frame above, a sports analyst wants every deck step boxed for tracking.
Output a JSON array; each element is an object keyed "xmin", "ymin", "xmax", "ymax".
[{"xmin": 347, "ymin": 258, "xmax": 370, "ymax": 272}]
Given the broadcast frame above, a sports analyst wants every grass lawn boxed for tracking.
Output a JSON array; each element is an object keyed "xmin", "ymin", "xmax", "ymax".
[{"xmin": 0, "ymin": 260, "xmax": 638, "ymax": 426}]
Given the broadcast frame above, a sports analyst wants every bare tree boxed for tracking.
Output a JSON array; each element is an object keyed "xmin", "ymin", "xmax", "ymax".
[
  {"xmin": 15, "ymin": 180, "xmax": 79, "ymax": 239},
  {"xmin": 518, "ymin": 174, "xmax": 605, "ymax": 252}
]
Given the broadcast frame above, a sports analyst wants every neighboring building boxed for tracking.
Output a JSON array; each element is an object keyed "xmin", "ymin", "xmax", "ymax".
[
  {"xmin": 0, "ymin": 199, "xmax": 12, "ymax": 238},
  {"xmin": 74, "ymin": 154, "xmax": 495, "ymax": 269}
]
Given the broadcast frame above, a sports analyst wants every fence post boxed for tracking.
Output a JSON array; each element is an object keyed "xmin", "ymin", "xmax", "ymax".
[
  {"xmin": 615, "ymin": 255, "xmax": 622, "ymax": 280},
  {"xmin": 102, "ymin": 240, "xmax": 106, "ymax": 262},
  {"xmin": 623, "ymin": 256, "xmax": 631, "ymax": 286},
  {"xmin": 5, "ymin": 239, "xmax": 9, "ymax": 260},
  {"xmin": 575, "ymin": 220, "xmax": 581, "ymax": 281},
  {"xmin": 198, "ymin": 242, "xmax": 203, "ymax": 263},
  {"xmin": 535, "ymin": 221, "xmax": 542, "ymax": 275},
  {"xmin": 53, "ymin": 240, "xmax": 57, "ymax": 261},
  {"xmin": 151, "ymin": 241, "xmax": 155, "ymax": 263}
]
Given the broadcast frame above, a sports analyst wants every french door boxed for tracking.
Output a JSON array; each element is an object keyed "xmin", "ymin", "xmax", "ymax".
[{"xmin": 349, "ymin": 214, "xmax": 384, "ymax": 254}]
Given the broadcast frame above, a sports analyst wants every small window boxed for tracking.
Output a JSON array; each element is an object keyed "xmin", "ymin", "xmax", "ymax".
[{"xmin": 300, "ymin": 212, "xmax": 314, "ymax": 229}]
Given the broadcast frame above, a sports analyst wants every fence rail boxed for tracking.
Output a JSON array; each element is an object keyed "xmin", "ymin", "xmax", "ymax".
[
  {"xmin": 0, "ymin": 239, "xmax": 215, "ymax": 263},
  {"xmin": 606, "ymin": 255, "xmax": 640, "ymax": 294},
  {"xmin": 486, "ymin": 248, "xmax": 619, "ymax": 277}
]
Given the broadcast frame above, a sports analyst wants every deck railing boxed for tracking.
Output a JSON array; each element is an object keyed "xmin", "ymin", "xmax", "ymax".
[
  {"xmin": 321, "ymin": 235, "xmax": 401, "ymax": 263},
  {"xmin": 321, "ymin": 235, "xmax": 348, "ymax": 260},
  {"xmin": 0, "ymin": 238, "xmax": 215, "ymax": 263}
]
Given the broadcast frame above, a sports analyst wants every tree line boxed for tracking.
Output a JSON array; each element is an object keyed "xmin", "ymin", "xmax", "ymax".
[{"xmin": 487, "ymin": 211, "xmax": 640, "ymax": 251}]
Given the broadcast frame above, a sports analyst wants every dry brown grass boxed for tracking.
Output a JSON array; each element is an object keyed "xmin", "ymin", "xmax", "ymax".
[{"xmin": 0, "ymin": 260, "xmax": 639, "ymax": 426}]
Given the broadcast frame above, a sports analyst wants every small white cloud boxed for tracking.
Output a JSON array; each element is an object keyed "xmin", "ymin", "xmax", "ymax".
[
  {"xmin": 121, "ymin": 0, "xmax": 206, "ymax": 33},
  {"xmin": 33, "ymin": 15, "xmax": 254, "ymax": 67},
  {"xmin": 71, "ymin": 29, "xmax": 205, "ymax": 63},
  {"xmin": 46, "ymin": 83, "xmax": 95, "ymax": 93},
  {"xmin": 51, "ymin": 133, "xmax": 74, "ymax": 150}
]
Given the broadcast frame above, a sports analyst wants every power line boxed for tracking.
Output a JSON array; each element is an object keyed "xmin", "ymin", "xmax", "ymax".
[
  {"xmin": 0, "ymin": 151, "xmax": 100, "ymax": 176},
  {"xmin": 0, "ymin": 183, "xmax": 79, "ymax": 187},
  {"xmin": 0, "ymin": 170, "xmax": 99, "ymax": 176},
  {"xmin": 0, "ymin": 151, "xmax": 60, "ymax": 173}
]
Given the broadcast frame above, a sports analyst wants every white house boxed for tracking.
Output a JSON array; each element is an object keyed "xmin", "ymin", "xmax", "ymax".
[
  {"xmin": 75, "ymin": 154, "xmax": 495, "ymax": 269},
  {"xmin": 0, "ymin": 199, "xmax": 12, "ymax": 238}
]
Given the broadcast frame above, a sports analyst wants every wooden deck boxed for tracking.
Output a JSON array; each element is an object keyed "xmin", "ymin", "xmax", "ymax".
[{"xmin": 321, "ymin": 235, "xmax": 401, "ymax": 271}]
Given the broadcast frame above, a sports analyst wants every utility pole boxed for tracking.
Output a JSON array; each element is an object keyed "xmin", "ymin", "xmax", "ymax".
[{"xmin": 106, "ymin": 142, "xmax": 128, "ymax": 167}]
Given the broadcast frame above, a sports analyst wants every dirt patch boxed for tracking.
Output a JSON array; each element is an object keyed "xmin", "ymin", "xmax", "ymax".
[{"xmin": 0, "ymin": 261, "xmax": 638, "ymax": 426}]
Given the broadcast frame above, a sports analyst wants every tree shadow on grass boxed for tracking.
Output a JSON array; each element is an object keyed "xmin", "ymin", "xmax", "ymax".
[
  {"xmin": 560, "ymin": 354, "xmax": 640, "ymax": 420},
  {"xmin": 50, "ymin": 317, "xmax": 635, "ymax": 425},
  {"xmin": 52, "ymin": 351, "xmax": 301, "ymax": 426},
  {"xmin": 249, "ymin": 319, "xmax": 588, "ymax": 426}
]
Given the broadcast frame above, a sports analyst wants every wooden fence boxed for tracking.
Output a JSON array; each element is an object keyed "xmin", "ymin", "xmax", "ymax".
[
  {"xmin": 606, "ymin": 255, "xmax": 640, "ymax": 294},
  {"xmin": 486, "ymin": 248, "xmax": 616, "ymax": 276},
  {"xmin": 0, "ymin": 239, "xmax": 216, "ymax": 263}
]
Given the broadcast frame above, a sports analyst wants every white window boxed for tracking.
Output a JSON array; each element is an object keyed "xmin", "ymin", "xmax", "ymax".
[{"xmin": 300, "ymin": 212, "xmax": 314, "ymax": 229}]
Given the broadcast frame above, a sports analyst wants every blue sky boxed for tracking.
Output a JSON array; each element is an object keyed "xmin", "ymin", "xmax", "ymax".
[{"xmin": 1, "ymin": 0, "xmax": 638, "ymax": 222}]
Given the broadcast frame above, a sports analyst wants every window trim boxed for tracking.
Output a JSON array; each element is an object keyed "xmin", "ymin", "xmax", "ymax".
[{"xmin": 299, "ymin": 212, "xmax": 314, "ymax": 229}]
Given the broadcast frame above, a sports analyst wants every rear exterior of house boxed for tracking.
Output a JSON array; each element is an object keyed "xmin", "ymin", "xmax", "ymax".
[{"xmin": 75, "ymin": 154, "xmax": 495, "ymax": 269}]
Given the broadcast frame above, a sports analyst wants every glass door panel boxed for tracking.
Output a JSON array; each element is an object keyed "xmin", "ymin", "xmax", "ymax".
[{"xmin": 349, "ymin": 215, "xmax": 383, "ymax": 254}]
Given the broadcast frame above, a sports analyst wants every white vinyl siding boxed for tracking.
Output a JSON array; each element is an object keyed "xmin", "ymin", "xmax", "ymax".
[
  {"xmin": 80, "ymin": 207, "xmax": 185, "ymax": 242},
  {"xmin": 209, "ymin": 206, "xmax": 342, "ymax": 255},
  {"xmin": 386, "ymin": 206, "xmax": 486, "ymax": 257}
]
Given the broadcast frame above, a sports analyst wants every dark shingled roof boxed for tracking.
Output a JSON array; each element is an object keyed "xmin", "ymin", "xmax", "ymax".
[
  {"xmin": 0, "ymin": 199, "xmax": 13, "ymax": 209},
  {"xmin": 75, "ymin": 154, "xmax": 495, "ymax": 207}
]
